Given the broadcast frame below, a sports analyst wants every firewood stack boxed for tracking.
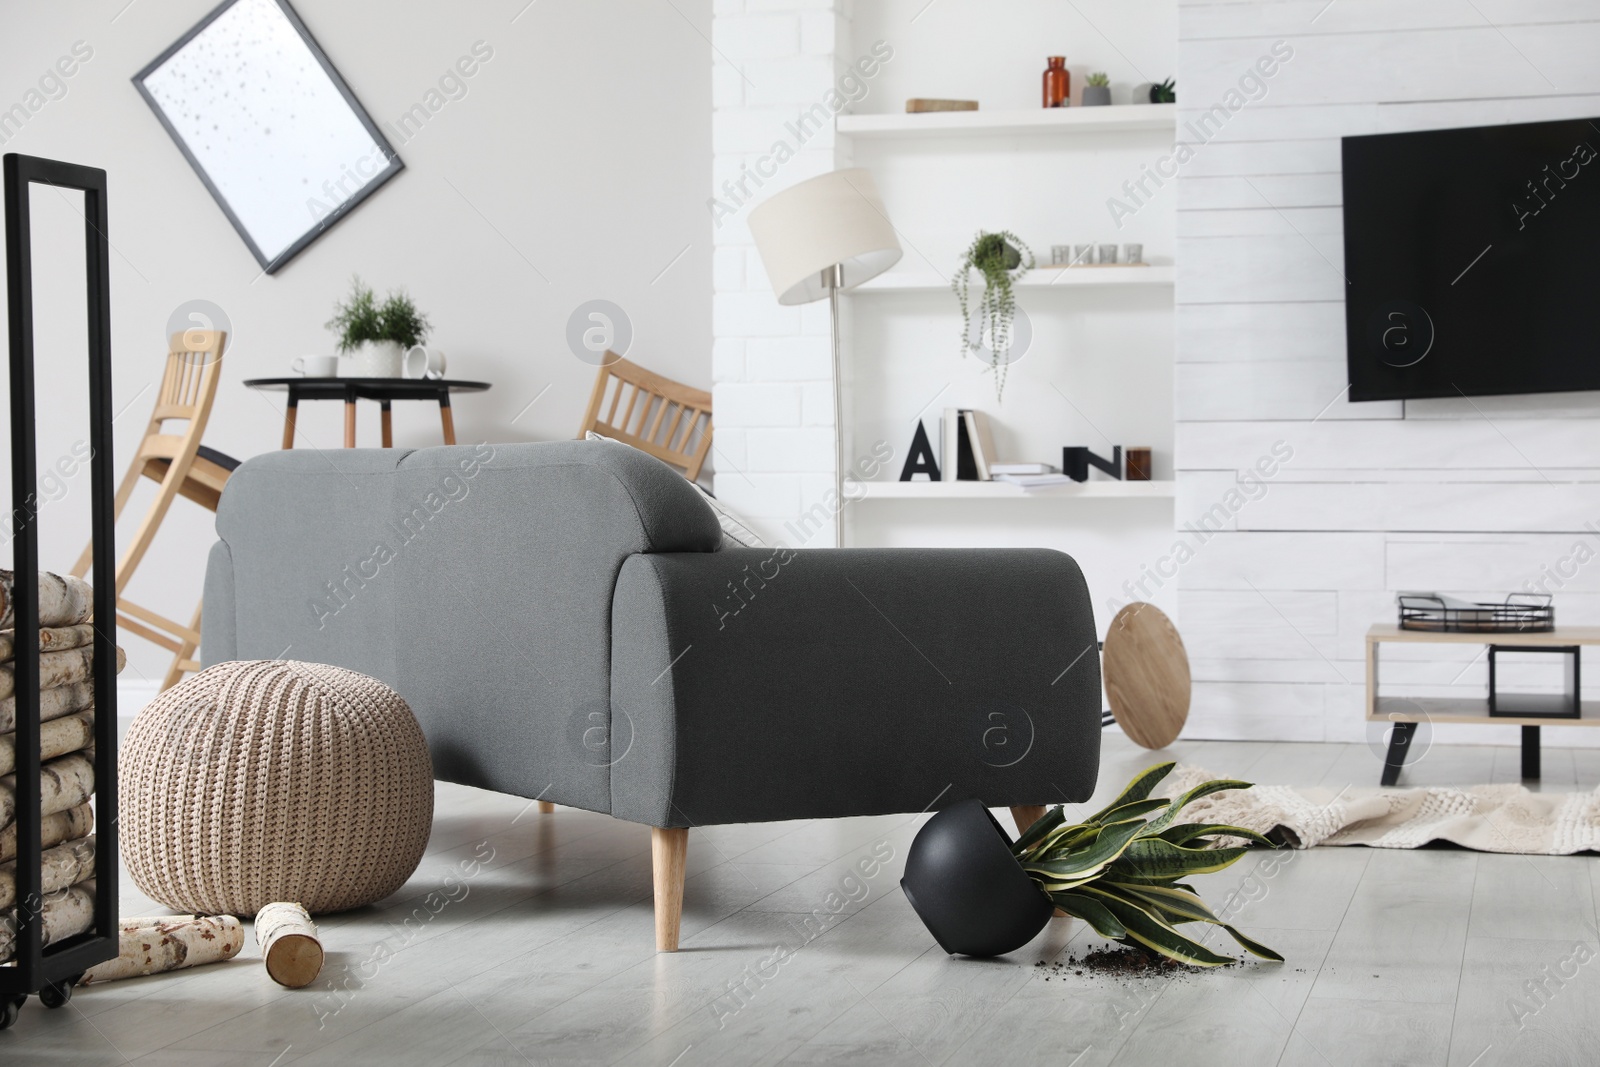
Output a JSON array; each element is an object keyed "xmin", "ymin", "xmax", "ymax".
[{"xmin": 0, "ymin": 570, "xmax": 122, "ymax": 964}]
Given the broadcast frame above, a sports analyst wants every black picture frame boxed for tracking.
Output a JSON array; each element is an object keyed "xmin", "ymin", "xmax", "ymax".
[
  {"xmin": 131, "ymin": 0, "xmax": 404, "ymax": 275},
  {"xmin": 1, "ymin": 152, "xmax": 120, "ymax": 1012}
]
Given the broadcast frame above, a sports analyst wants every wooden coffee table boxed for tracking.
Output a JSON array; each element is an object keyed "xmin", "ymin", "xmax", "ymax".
[
  {"xmin": 1366, "ymin": 623, "xmax": 1600, "ymax": 785},
  {"xmin": 244, "ymin": 377, "xmax": 490, "ymax": 448}
]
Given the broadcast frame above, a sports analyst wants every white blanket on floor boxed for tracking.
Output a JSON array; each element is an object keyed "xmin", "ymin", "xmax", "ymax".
[{"xmin": 1157, "ymin": 763, "xmax": 1600, "ymax": 854}]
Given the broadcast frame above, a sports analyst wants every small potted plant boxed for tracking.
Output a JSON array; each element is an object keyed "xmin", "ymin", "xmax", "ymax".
[
  {"xmin": 901, "ymin": 762, "xmax": 1285, "ymax": 963},
  {"xmin": 1150, "ymin": 77, "xmax": 1176, "ymax": 103},
  {"xmin": 953, "ymin": 231, "xmax": 1034, "ymax": 402},
  {"xmin": 327, "ymin": 277, "xmax": 431, "ymax": 378},
  {"xmin": 1083, "ymin": 72, "xmax": 1111, "ymax": 106}
]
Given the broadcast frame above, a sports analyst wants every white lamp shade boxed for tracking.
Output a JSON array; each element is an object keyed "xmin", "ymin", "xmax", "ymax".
[{"xmin": 747, "ymin": 168, "xmax": 903, "ymax": 305}]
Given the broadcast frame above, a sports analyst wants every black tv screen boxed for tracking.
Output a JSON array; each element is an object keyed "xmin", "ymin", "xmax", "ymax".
[{"xmin": 1342, "ymin": 117, "xmax": 1600, "ymax": 402}]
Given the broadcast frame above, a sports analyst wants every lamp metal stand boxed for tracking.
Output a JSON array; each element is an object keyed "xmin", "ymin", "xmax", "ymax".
[{"xmin": 822, "ymin": 263, "xmax": 845, "ymax": 548}]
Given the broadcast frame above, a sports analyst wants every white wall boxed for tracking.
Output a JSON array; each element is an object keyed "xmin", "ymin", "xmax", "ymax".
[
  {"xmin": 0, "ymin": 0, "xmax": 711, "ymax": 684},
  {"xmin": 1174, "ymin": 0, "xmax": 1600, "ymax": 746}
]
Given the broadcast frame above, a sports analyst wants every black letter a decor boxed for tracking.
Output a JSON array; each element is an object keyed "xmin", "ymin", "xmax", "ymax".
[{"xmin": 900, "ymin": 421, "xmax": 941, "ymax": 481}]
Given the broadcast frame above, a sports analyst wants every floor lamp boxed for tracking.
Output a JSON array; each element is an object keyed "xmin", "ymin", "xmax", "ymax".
[{"xmin": 748, "ymin": 168, "xmax": 902, "ymax": 546}]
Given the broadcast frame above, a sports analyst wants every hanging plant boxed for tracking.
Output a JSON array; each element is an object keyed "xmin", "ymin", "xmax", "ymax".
[{"xmin": 953, "ymin": 231, "xmax": 1034, "ymax": 401}]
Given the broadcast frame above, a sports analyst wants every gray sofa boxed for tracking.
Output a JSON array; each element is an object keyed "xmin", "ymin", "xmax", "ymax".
[{"xmin": 202, "ymin": 440, "xmax": 1102, "ymax": 947}]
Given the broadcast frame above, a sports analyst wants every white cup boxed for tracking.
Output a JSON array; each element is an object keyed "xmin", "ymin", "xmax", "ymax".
[
  {"xmin": 291, "ymin": 354, "xmax": 340, "ymax": 377},
  {"xmin": 404, "ymin": 345, "xmax": 448, "ymax": 380}
]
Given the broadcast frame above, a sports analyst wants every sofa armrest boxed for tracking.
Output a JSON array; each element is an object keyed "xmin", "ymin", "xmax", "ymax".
[
  {"xmin": 610, "ymin": 547, "xmax": 1102, "ymax": 827},
  {"xmin": 200, "ymin": 539, "xmax": 237, "ymax": 667}
]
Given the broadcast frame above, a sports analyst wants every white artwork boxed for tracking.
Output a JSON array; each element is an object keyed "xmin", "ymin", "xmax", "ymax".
[{"xmin": 135, "ymin": 0, "xmax": 401, "ymax": 272}]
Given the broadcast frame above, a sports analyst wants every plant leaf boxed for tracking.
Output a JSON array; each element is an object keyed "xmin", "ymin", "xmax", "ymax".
[
  {"xmin": 1106, "ymin": 839, "xmax": 1252, "ymax": 883},
  {"xmin": 1104, "ymin": 883, "xmax": 1220, "ymax": 924},
  {"xmin": 1139, "ymin": 779, "xmax": 1253, "ymax": 837},
  {"xmin": 1049, "ymin": 891, "xmax": 1126, "ymax": 940},
  {"xmin": 1084, "ymin": 763, "xmax": 1176, "ymax": 825},
  {"xmin": 1078, "ymin": 887, "xmax": 1236, "ymax": 967},
  {"xmin": 1091, "ymin": 798, "xmax": 1172, "ymax": 827},
  {"xmin": 1097, "ymin": 885, "xmax": 1285, "ymax": 963},
  {"xmin": 1023, "ymin": 820, "xmax": 1146, "ymax": 881},
  {"xmin": 1157, "ymin": 823, "xmax": 1277, "ymax": 849},
  {"xmin": 1011, "ymin": 805, "xmax": 1066, "ymax": 853},
  {"xmin": 1222, "ymin": 925, "xmax": 1285, "ymax": 963}
]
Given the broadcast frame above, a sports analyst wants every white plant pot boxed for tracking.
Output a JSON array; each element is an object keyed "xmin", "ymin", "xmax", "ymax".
[{"xmin": 352, "ymin": 340, "xmax": 406, "ymax": 378}]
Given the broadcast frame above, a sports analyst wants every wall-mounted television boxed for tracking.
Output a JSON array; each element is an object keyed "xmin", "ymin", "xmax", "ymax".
[{"xmin": 1342, "ymin": 117, "xmax": 1600, "ymax": 402}]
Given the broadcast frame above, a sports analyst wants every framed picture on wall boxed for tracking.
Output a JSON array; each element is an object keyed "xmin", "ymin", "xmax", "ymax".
[{"xmin": 132, "ymin": 0, "xmax": 403, "ymax": 275}]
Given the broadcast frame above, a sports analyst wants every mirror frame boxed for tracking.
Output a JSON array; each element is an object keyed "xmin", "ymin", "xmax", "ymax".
[{"xmin": 132, "ymin": 0, "xmax": 404, "ymax": 275}]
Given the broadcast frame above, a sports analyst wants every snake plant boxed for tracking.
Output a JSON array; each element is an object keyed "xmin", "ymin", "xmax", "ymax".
[{"xmin": 1011, "ymin": 762, "xmax": 1283, "ymax": 967}]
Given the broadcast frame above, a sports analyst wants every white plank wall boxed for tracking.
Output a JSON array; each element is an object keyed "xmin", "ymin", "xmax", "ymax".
[{"xmin": 1174, "ymin": 0, "xmax": 1600, "ymax": 744}]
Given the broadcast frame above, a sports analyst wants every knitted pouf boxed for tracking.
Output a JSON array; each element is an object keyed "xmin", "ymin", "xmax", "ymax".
[{"xmin": 120, "ymin": 659, "xmax": 434, "ymax": 915}]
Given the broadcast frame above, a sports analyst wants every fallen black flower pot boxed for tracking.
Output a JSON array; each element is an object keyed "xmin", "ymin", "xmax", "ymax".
[{"xmin": 901, "ymin": 798, "xmax": 1053, "ymax": 957}]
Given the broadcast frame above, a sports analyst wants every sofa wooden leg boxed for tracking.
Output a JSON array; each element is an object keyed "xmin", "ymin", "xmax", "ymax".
[
  {"xmin": 652, "ymin": 826, "xmax": 688, "ymax": 952},
  {"xmin": 1010, "ymin": 805, "xmax": 1047, "ymax": 838},
  {"xmin": 537, "ymin": 801, "xmax": 555, "ymax": 814}
]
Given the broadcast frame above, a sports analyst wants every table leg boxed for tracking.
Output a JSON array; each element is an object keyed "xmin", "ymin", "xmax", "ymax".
[
  {"xmin": 1380, "ymin": 720, "xmax": 1416, "ymax": 787},
  {"xmin": 439, "ymin": 395, "xmax": 456, "ymax": 445},
  {"xmin": 381, "ymin": 400, "xmax": 393, "ymax": 448},
  {"xmin": 344, "ymin": 400, "xmax": 357, "ymax": 447},
  {"xmin": 1522, "ymin": 725, "xmax": 1541, "ymax": 780},
  {"xmin": 281, "ymin": 397, "xmax": 298, "ymax": 450}
]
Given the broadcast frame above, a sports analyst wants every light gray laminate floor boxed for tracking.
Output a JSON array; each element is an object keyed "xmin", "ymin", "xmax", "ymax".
[{"xmin": 7, "ymin": 735, "xmax": 1600, "ymax": 1066}]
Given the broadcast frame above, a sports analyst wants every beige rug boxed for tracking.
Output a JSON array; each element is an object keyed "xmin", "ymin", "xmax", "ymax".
[{"xmin": 1157, "ymin": 764, "xmax": 1600, "ymax": 855}]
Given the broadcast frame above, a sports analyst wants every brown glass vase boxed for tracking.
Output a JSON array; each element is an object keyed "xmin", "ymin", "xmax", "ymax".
[{"xmin": 1043, "ymin": 57, "xmax": 1068, "ymax": 108}]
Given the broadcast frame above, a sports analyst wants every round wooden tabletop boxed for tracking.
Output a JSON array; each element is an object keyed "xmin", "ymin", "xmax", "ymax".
[{"xmin": 1102, "ymin": 601, "xmax": 1191, "ymax": 750}]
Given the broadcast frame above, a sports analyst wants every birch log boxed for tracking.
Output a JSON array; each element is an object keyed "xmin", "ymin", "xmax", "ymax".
[
  {"xmin": 0, "ymin": 835, "xmax": 94, "ymax": 910},
  {"xmin": 0, "ymin": 571, "xmax": 94, "ymax": 630},
  {"xmin": 255, "ymin": 902, "xmax": 324, "ymax": 988},
  {"xmin": 0, "ymin": 878, "xmax": 95, "ymax": 964},
  {"xmin": 0, "ymin": 801, "xmax": 92, "ymax": 863},
  {"xmin": 0, "ymin": 645, "xmax": 123, "ymax": 701},
  {"xmin": 0, "ymin": 752, "xmax": 95, "ymax": 832},
  {"xmin": 0, "ymin": 623, "xmax": 96, "ymax": 661},
  {"xmin": 0, "ymin": 710, "xmax": 94, "ymax": 776},
  {"xmin": 79, "ymin": 914, "xmax": 244, "ymax": 985},
  {"xmin": 0, "ymin": 680, "xmax": 95, "ymax": 733}
]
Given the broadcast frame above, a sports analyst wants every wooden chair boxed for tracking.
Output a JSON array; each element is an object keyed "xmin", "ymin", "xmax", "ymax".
[
  {"xmin": 577, "ymin": 354, "xmax": 713, "ymax": 481},
  {"xmin": 71, "ymin": 330, "xmax": 237, "ymax": 691}
]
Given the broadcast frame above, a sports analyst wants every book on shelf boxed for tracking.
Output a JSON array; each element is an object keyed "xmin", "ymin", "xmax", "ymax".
[
  {"xmin": 989, "ymin": 462, "xmax": 1057, "ymax": 476},
  {"xmin": 942, "ymin": 408, "xmax": 996, "ymax": 481},
  {"xmin": 995, "ymin": 472, "xmax": 1078, "ymax": 489}
]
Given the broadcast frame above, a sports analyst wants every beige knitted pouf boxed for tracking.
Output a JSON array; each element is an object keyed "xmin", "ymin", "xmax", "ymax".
[{"xmin": 121, "ymin": 660, "xmax": 434, "ymax": 915}]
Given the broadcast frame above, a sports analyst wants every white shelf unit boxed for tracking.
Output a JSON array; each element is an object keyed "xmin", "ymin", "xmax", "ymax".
[
  {"xmin": 863, "ymin": 480, "xmax": 1176, "ymax": 500},
  {"xmin": 856, "ymin": 265, "xmax": 1174, "ymax": 293},
  {"xmin": 836, "ymin": 104, "xmax": 1178, "ymax": 139}
]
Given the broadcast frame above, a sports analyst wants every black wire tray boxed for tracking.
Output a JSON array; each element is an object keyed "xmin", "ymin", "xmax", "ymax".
[{"xmin": 1397, "ymin": 593, "xmax": 1554, "ymax": 633}]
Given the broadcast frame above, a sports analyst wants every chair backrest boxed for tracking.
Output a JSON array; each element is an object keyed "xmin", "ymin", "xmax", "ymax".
[
  {"xmin": 577, "ymin": 355, "xmax": 713, "ymax": 481},
  {"xmin": 140, "ymin": 330, "xmax": 226, "ymax": 454}
]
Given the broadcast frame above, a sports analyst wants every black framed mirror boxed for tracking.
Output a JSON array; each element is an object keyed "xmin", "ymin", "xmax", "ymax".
[{"xmin": 132, "ymin": 0, "xmax": 403, "ymax": 275}]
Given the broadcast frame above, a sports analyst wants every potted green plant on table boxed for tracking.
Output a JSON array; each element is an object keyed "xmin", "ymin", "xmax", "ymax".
[
  {"xmin": 900, "ymin": 762, "xmax": 1284, "ymax": 963},
  {"xmin": 953, "ymin": 231, "xmax": 1034, "ymax": 402},
  {"xmin": 1083, "ymin": 72, "xmax": 1112, "ymax": 106},
  {"xmin": 327, "ymin": 277, "xmax": 431, "ymax": 378}
]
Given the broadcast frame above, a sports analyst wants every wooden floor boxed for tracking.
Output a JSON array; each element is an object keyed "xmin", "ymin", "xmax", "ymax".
[{"xmin": 8, "ymin": 735, "xmax": 1600, "ymax": 1066}]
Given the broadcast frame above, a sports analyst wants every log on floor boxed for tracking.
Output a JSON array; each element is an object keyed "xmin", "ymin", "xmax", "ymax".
[
  {"xmin": 81, "ymin": 914, "xmax": 244, "ymax": 985},
  {"xmin": 255, "ymin": 902, "xmax": 324, "ymax": 988}
]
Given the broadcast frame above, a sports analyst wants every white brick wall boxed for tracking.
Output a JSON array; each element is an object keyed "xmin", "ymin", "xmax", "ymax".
[{"xmin": 711, "ymin": 0, "xmax": 851, "ymax": 547}]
